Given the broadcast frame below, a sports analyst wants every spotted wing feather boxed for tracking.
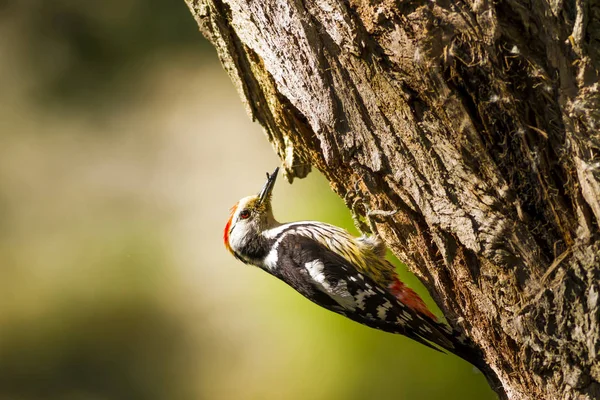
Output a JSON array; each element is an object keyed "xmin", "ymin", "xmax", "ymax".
[{"xmin": 271, "ymin": 235, "xmax": 455, "ymax": 352}]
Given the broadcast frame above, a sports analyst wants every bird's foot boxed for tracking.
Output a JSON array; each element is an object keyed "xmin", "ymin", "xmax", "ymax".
[{"xmin": 344, "ymin": 183, "xmax": 398, "ymax": 236}]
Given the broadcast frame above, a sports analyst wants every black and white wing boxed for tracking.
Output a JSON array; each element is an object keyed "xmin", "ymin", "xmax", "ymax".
[{"xmin": 269, "ymin": 234, "xmax": 457, "ymax": 353}]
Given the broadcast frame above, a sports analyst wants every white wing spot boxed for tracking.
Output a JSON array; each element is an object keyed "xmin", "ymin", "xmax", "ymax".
[
  {"xmin": 376, "ymin": 300, "xmax": 393, "ymax": 320},
  {"xmin": 305, "ymin": 260, "xmax": 355, "ymax": 311},
  {"xmin": 354, "ymin": 289, "xmax": 373, "ymax": 310},
  {"xmin": 305, "ymin": 260, "xmax": 329, "ymax": 289}
]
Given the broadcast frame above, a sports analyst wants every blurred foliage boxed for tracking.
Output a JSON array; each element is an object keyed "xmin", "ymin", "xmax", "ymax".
[
  {"xmin": 0, "ymin": 1, "xmax": 497, "ymax": 399},
  {"xmin": 0, "ymin": 302, "xmax": 195, "ymax": 400},
  {"xmin": 5, "ymin": 0, "xmax": 211, "ymax": 110}
]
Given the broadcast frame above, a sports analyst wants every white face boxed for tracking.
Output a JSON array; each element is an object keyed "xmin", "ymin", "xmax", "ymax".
[
  {"xmin": 224, "ymin": 167, "xmax": 280, "ymax": 263},
  {"xmin": 227, "ymin": 196, "xmax": 257, "ymax": 254}
]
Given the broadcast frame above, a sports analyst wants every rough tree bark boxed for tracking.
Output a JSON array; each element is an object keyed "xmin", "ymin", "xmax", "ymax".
[{"xmin": 185, "ymin": 0, "xmax": 600, "ymax": 398}]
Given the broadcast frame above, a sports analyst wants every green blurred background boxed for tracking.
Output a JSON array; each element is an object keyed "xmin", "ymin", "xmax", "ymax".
[{"xmin": 0, "ymin": 1, "xmax": 495, "ymax": 399}]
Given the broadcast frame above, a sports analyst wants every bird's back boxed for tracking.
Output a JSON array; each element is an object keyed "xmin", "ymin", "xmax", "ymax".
[{"xmin": 266, "ymin": 221, "xmax": 397, "ymax": 284}]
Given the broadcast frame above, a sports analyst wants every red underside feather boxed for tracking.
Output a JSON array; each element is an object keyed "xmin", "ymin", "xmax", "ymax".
[{"xmin": 389, "ymin": 277, "xmax": 438, "ymax": 321}]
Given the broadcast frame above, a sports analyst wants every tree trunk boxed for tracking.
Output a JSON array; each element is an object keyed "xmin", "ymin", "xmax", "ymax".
[{"xmin": 185, "ymin": 0, "xmax": 600, "ymax": 398}]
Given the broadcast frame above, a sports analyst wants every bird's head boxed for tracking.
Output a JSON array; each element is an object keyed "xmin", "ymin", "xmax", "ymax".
[{"xmin": 224, "ymin": 167, "xmax": 280, "ymax": 258}]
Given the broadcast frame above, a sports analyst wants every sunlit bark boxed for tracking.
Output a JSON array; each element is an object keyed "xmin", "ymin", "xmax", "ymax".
[{"xmin": 186, "ymin": 0, "xmax": 600, "ymax": 398}]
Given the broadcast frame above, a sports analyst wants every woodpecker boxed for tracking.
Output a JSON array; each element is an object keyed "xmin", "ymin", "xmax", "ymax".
[{"xmin": 224, "ymin": 167, "xmax": 484, "ymax": 367}]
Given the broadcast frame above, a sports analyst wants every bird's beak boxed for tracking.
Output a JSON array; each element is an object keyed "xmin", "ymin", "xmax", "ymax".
[{"xmin": 258, "ymin": 167, "xmax": 279, "ymax": 205}]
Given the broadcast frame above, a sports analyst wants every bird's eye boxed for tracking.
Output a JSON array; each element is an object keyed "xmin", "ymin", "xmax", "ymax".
[{"xmin": 239, "ymin": 210, "xmax": 251, "ymax": 220}]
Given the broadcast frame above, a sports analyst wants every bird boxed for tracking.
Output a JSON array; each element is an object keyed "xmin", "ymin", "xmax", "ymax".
[{"xmin": 223, "ymin": 166, "xmax": 484, "ymax": 367}]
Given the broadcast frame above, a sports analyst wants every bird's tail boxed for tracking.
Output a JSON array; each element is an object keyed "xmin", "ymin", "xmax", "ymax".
[
  {"xmin": 433, "ymin": 322, "xmax": 505, "ymax": 398},
  {"xmin": 431, "ymin": 320, "xmax": 489, "ymax": 373}
]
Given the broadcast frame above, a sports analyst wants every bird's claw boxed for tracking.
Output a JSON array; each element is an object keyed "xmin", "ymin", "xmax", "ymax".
[{"xmin": 344, "ymin": 184, "xmax": 398, "ymax": 236}]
